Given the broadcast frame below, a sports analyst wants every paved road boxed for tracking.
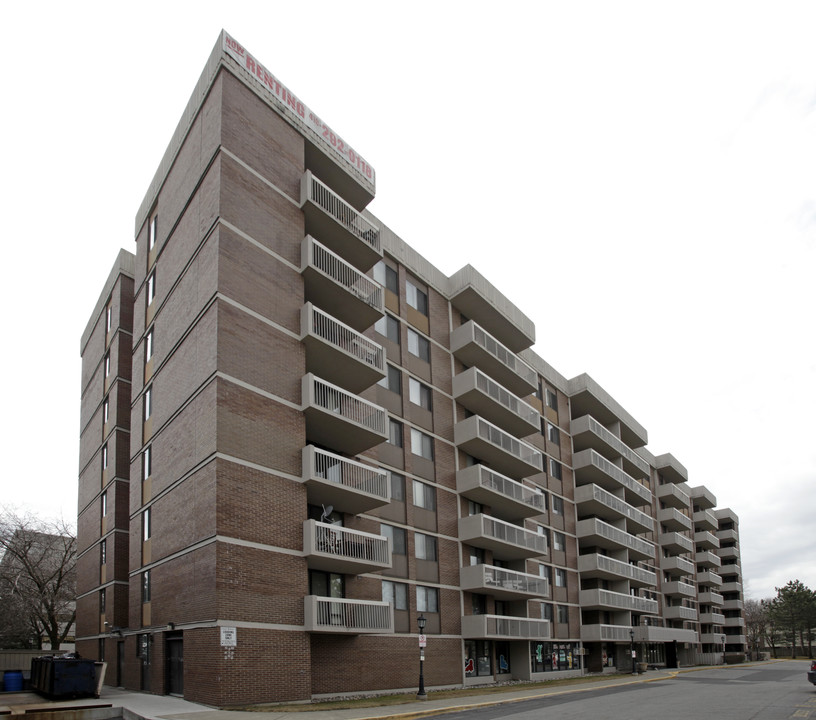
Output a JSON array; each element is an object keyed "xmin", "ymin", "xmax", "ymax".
[{"xmin": 421, "ymin": 662, "xmax": 816, "ymax": 720}]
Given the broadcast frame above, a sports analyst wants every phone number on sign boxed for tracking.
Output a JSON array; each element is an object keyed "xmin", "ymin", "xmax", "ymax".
[{"xmin": 310, "ymin": 113, "xmax": 374, "ymax": 180}]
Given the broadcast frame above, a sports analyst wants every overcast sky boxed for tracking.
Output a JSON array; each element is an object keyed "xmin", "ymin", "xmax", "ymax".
[{"xmin": 2, "ymin": 1, "xmax": 814, "ymax": 601}]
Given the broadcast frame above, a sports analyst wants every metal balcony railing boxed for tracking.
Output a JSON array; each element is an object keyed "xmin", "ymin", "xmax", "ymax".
[
  {"xmin": 304, "ymin": 595, "xmax": 393, "ymax": 634},
  {"xmin": 303, "ymin": 519, "xmax": 391, "ymax": 574},
  {"xmin": 577, "ymin": 553, "xmax": 657, "ymax": 586},
  {"xmin": 664, "ymin": 605, "xmax": 698, "ymax": 621},
  {"xmin": 574, "ymin": 415, "xmax": 650, "ymax": 477},
  {"xmin": 459, "ymin": 513, "xmax": 548, "ymax": 560},
  {"xmin": 660, "ymin": 531, "xmax": 694, "ymax": 554},
  {"xmin": 304, "ymin": 304, "xmax": 384, "ymax": 372},
  {"xmin": 461, "ymin": 614, "xmax": 551, "ymax": 640},
  {"xmin": 456, "ymin": 465, "xmax": 545, "ymax": 520},
  {"xmin": 460, "ymin": 564, "xmax": 549, "ymax": 598},
  {"xmin": 573, "ymin": 449, "xmax": 652, "ymax": 505},
  {"xmin": 575, "ymin": 483, "xmax": 654, "ymax": 533},
  {"xmin": 454, "ymin": 415, "xmax": 543, "ymax": 478},
  {"xmin": 579, "ymin": 589, "xmax": 659, "ymax": 614},
  {"xmin": 301, "ymin": 445, "xmax": 389, "ymax": 512},
  {"xmin": 577, "ymin": 517, "xmax": 655, "ymax": 560}
]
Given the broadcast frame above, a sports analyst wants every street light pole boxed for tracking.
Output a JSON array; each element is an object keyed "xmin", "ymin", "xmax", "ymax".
[
  {"xmin": 630, "ymin": 628, "xmax": 636, "ymax": 675},
  {"xmin": 417, "ymin": 614, "xmax": 427, "ymax": 700},
  {"xmin": 721, "ymin": 634, "xmax": 726, "ymax": 665}
]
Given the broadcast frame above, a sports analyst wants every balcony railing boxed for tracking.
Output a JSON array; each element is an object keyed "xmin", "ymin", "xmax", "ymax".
[
  {"xmin": 303, "ymin": 519, "xmax": 391, "ymax": 574},
  {"xmin": 461, "ymin": 614, "xmax": 551, "ymax": 640},
  {"xmin": 699, "ymin": 611, "xmax": 726, "ymax": 625},
  {"xmin": 301, "ymin": 236, "xmax": 384, "ymax": 331},
  {"xmin": 690, "ymin": 485, "xmax": 717, "ymax": 510},
  {"xmin": 693, "ymin": 508, "xmax": 718, "ymax": 532},
  {"xmin": 458, "ymin": 514, "xmax": 548, "ymax": 561},
  {"xmin": 450, "ymin": 320, "xmax": 537, "ymax": 396},
  {"xmin": 301, "ymin": 445, "xmax": 389, "ymax": 514},
  {"xmin": 581, "ymin": 624, "xmax": 637, "ymax": 643},
  {"xmin": 579, "ymin": 589, "xmax": 659, "ymax": 614},
  {"xmin": 718, "ymin": 545, "xmax": 740, "ymax": 560},
  {"xmin": 662, "ymin": 580, "xmax": 696, "ymax": 598},
  {"xmin": 302, "ymin": 374, "xmax": 388, "ymax": 455},
  {"xmin": 722, "ymin": 598, "xmax": 743, "ymax": 611},
  {"xmin": 575, "ymin": 483, "xmax": 653, "ymax": 534},
  {"xmin": 571, "ymin": 415, "xmax": 650, "ymax": 479},
  {"xmin": 576, "ymin": 517, "xmax": 655, "ymax": 561},
  {"xmin": 454, "ymin": 415, "xmax": 543, "ymax": 479},
  {"xmin": 694, "ymin": 530, "xmax": 720, "ymax": 550},
  {"xmin": 657, "ymin": 507, "xmax": 693, "ymax": 532},
  {"xmin": 577, "ymin": 553, "xmax": 657, "ymax": 587},
  {"xmin": 459, "ymin": 564, "xmax": 549, "ymax": 600},
  {"xmin": 660, "ymin": 531, "xmax": 694, "ymax": 554},
  {"xmin": 698, "ymin": 591, "xmax": 724, "ymax": 606},
  {"xmin": 697, "ymin": 570, "xmax": 723, "ymax": 586},
  {"xmin": 695, "ymin": 550, "xmax": 722, "ymax": 569},
  {"xmin": 659, "ymin": 555, "xmax": 695, "ymax": 577},
  {"xmin": 720, "ymin": 581, "xmax": 743, "ymax": 594},
  {"xmin": 301, "ymin": 303, "xmax": 385, "ymax": 391},
  {"xmin": 456, "ymin": 465, "xmax": 545, "ymax": 521},
  {"xmin": 656, "ymin": 482, "xmax": 691, "ymax": 509},
  {"xmin": 453, "ymin": 367, "xmax": 540, "ymax": 438},
  {"xmin": 724, "ymin": 615, "xmax": 745, "ymax": 628},
  {"xmin": 304, "ymin": 595, "xmax": 393, "ymax": 634},
  {"xmin": 573, "ymin": 449, "xmax": 652, "ymax": 506},
  {"xmin": 663, "ymin": 605, "xmax": 698, "ymax": 621},
  {"xmin": 301, "ymin": 171, "xmax": 381, "ymax": 271}
]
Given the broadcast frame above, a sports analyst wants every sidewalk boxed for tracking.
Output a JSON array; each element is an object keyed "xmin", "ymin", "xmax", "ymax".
[{"xmin": 100, "ymin": 668, "xmax": 683, "ymax": 720}]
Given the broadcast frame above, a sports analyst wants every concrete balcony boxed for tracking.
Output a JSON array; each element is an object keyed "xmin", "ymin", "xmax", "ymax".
[
  {"xmin": 302, "ymin": 374, "xmax": 388, "ymax": 455},
  {"xmin": 697, "ymin": 570, "xmax": 723, "ymax": 586},
  {"xmin": 450, "ymin": 320, "xmax": 537, "ymax": 396},
  {"xmin": 654, "ymin": 453, "xmax": 688, "ymax": 484},
  {"xmin": 698, "ymin": 591, "xmax": 724, "ymax": 606},
  {"xmin": 657, "ymin": 507, "xmax": 692, "ymax": 532},
  {"xmin": 456, "ymin": 465, "xmax": 546, "ymax": 521},
  {"xmin": 579, "ymin": 589, "xmax": 659, "ymax": 615},
  {"xmin": 575, "ymin": 483, "xmax": 653, "ymax": 534},
  {"xmin": 581, "ymin": 624, "xmax": 637, "ymax": 643},
  {"xmin": 301, "ymin": 445, "xmax": 389, "ymax": 514},
  {"xmin": 660, "ymin": 555, "xmax": 695, "ymax": 577},
  {"xmin": 577, "ymin": 554, "xmax": 657, "ymax": 588},
  {"xmin": 576, "ymin": 518, "xmax": 655, "ymax": 562},
  {"xmin": 720, "ymin": 581, "xmax": 743, "ymax": 594},
  {"xmin": 303, "ymin": 519, "xmax": 391, "ymax": 574},
  {"xmin": 722, "ymin": 598, "xmax": 744, "ymax": 611},
  {"xmin": 571, "ymin": 415, "xmax": 650, "ymax": 480},
  {"xmin": 656, "ymin": 482, "xmax": 691, "ymax": 510},
  {"xmin": 660, "ymin": 531, "xmax": 694, "ymax": 554},
  {"xmin": 461, "ymin": 614, "xmax": 551, "ymax": 641},
  {"xmin": 693, "ymin": 509, "xmax": 718, "ymax": 532},
  {"xmin": 454, "ymin": 415, "xmax": 543, "ymax": 479},
  {"xmin": 718, "ymin": 545, "xmax": 740, "ymax": 561},
  {"xmin": 453, "ymin": 367, "xmax": 539, "ymax": 438},
  {"xmin": 724, "ymin": 633, "xmax": 747, "ymax": 646},
  {"xmin": 304, "ymin": 595, "xmax": 393, "ymax": 634},
  {"xmin": 459, "ymin": 564, "xmax": 549, "ymax": 601},
  {"xmin": 634, "ymin": 626, "xmax": 698, "ymax": 644},
  {"xmin": 716, "ymin": 528, "xmax": 739, "ymax": 544},
  {"xmin": 301, "ymin": 235, "xmax": 384, "ymax": 331},
  {"xmin": 573, "ymin": 449, "xmax": 652, "ymax": 506},
  {"xmin": 695, "ymin": 550, "xmax": 722, "ymax": 569},
  {"xmin": 301, "ymin": 303, "xmax": 385, "ymax": 392},
  {"xmin": 663, "ymin": 605, "xmax": 698, "ymax": 621},
  {"xmin": 694, "ymin": 530, "xmax": 720, "ymax": 550},
  {"xmin": 699, "ymin": 611, "xmax": 725, "ymax": 625},
  {"xmin": 301, "ymin": 171, "xmax": 381, "ymax": 271},
  {"xmin": 458, "ymin": 514, "xmax": 548, "ymax": 561},
  {"xmin": 690, "ymin": 485, "xmax": 717, "ymax": 510},
  {"xmin": 724, "ymin": 615, "xmax": 745, "ymax": 628},
  {"xmin": 700, "ymin": 632, "xmax": 729, "ymax": 644},
  {"xmin": 662, "ymin": 580, "xmax": 696, "ymax": 598}
]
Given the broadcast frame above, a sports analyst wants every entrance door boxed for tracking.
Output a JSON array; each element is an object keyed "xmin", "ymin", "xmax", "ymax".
[
  {"xmin": 116, "ymin": 642, "xmax": 124, "ymax": 687},
  {"xmin": 167, "ymin": 636, "xmax": 183, "ymax": 696}
]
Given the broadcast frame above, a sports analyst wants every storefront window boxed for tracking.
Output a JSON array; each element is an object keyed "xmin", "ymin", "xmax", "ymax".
[
  {"xmin": 530, "ymin": 641, "xmax": 581, "ymax": 672},
  {"xmin": 465, "ymin": 639, "xmax": 492, "ymax": 677}
]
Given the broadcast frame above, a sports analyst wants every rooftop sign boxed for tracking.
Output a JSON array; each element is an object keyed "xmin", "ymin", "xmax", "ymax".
[{"xmin": 223, "ymin": 33, "xmax": 375, "ymax": 187}]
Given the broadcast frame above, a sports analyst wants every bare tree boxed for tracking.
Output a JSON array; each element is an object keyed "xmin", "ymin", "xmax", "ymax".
[
  {"xmin": 744, "ymin": 598, "xmax": 768, "ymax": 660},
  {"xmin": 0, "ymin": 509, "xmax": 76, "ymax": 650}
]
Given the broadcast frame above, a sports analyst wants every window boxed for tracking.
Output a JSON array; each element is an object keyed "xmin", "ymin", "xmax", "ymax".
[
  {"xmin": 540, "ymin": 602, "xmax": 553, "ymax": 621},
  {"xmin": 553, "ymin": 531, "xmax": 566, "ymax": 552},
  {"xmin": 388, "ymin": 419, "xmax": 403, "ymax": 447},
  {"xmin": 100, "ymin": 539, "xmax": 107, "ymax": 565},
  {"xmin": 555, "ymin": 568, "xmax": 567, "ymax": 587},
  {"xmin": 412, "ymin": 480, "xmax": 436, "ymax": 510},
  {"xmin": 101, "ymin": 491, "xmax": 107, "ymax": 517},
  {"xmin": 375, "ymin": 315, "xmax": 400, "ymax": 344},
  {"xmin": 103, "ymin": 397, "xmax": 109, "ymax": 424},
  {"xmin": 549, "ymin": 459, "xmax": 562, "ymax": 480},
  {"xmin": 378, "ymin": 364, "xmax": 402, "ymax": 394},
  {"xmin": 373, "ymin": 261, "xmax": 398, "ymax": 294},
  {"xmin": 552, "ymin": 495, "xmax": 564, "ymax": 516},
  {"xmin": 409, "ymin": 378, "xmax": 432, "ymax": 409},
  {"xmin": 406, "ymin": 279, "xmax": 428, "ymax": 315},
  {"xmin": 105, "ymin": 305, "xmax": 112, "ymax": 333},
  {"xmin": 557, "ymin": 605, "xmax": 569, "ymax": 624},
  {"xmin": 145, "ymin": 328, "xmax": 154, "ymax": 361},
  {"xmin": 142, "ymin": 508, "xmax": 152, "ymax": 541},
  {"xmin": 143, "ymin": 446, "xmax": 152, "ymax": 481},
  {"xmin": 467, "ymin": 546, "xmax": 485, "ymax": 566},
  {"xmin": 415, "ymin": 532, "xmax": 437, "ymax": 561},
  {"xmin": 411, "ymin": 428, "xmax": 434, "ymax": 460},
  {"xmin": 148, "ymin": 214, "xmax": 158, "ymax": 250},
  {"xmin": 407, "ymin": 328, "xmax": 430, "ymax": 362},
  {"xmin": 104, "ymin": 353, "xmax": 111, "ymax": 377},
  {"xmin": 144, "ymin": 386, "xmax": 153, "ymax": 421},
  {"xmin": 467, "ymin": 500, "xmax": 483, "ymax": 516},
  {"xmin": 539, "ymin": 564, "xmax": 552, "ymax": 584},
  {"xmin": 472, "ymin": 593, "xmax": 487, "ymax": 614},
  {"xmin": 545, "ymin": 387, "xmax": 558, "ymax": 410},
  {"xmin": 382, "ymin": 580, "xmax": 408, "ymax": 610},
  {"xmin": 142, "ymin": 570, "xmax": 151, "ymax": 603},
  {"xmin": 309, "ymin": 570, "xmax": 344, "ymax": 598},
  {"xmin": 147, "ymin": 272, "xmax": 156, "ymax": 305},
  {"xmin": 389, "ymin": 472, "xmax": 405, "ymax": 502},
  {"xmin": 100, "ymin": 588, "xmax": 106, "ymax": 614},
  {"xmin": 547, "ymin": 423, "xmax": 560, "ymax": 444},
  {"xmin": 101, "ymin": 444, "xmax": 108, "ymax": 470},
  {"xmin": 416, "ymin": 585, "xmax": 439, "ymax": 613},
  {"xmin": 380, "ymin": 524, "xmax": 406, "ymax": 555}
]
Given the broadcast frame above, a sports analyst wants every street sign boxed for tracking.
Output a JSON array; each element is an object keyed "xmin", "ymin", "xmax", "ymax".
[{"xmin": 418, "ymin": 634, "xmax": 427, "ymax": 648}]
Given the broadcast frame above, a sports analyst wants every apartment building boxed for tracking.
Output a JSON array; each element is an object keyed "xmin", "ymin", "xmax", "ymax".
[{"xmin": 76, "ymin": 31, "xmax": 746, "ymax": 705}]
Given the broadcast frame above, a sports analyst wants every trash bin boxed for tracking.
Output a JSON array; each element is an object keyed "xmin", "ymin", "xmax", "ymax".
[
  {"xmin": 3, "ymin": 670, "xmax": 24, "ymax": 692},
  {"xmin": 30, "ymin": 656, "xmax": 97, "ymax": 699}
]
